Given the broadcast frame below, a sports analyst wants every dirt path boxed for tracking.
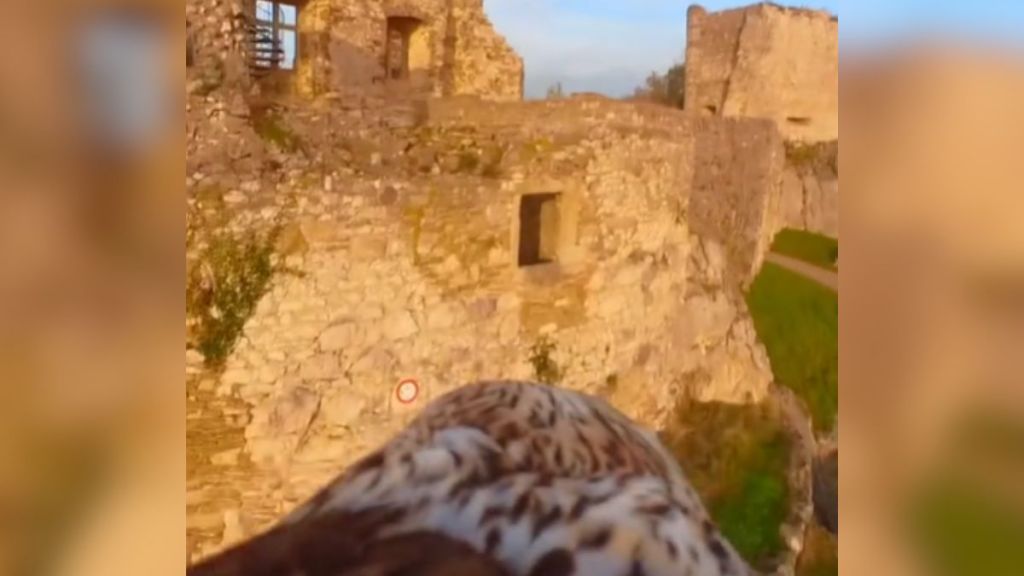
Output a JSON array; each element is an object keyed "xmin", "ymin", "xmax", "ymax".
[{"xmin": 765, "ymin": 253, "xmax": 838, "ymax": 292}]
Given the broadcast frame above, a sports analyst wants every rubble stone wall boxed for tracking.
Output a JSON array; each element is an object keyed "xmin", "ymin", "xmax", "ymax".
[
  {"xmin": 689, "ymin": 116, "xmax": 786, "ymax": 286},
  {"xmin": 185, "ymin": 95, "xmax": 777, "ymax": 560},
  {"xmin": 185, "ymin": 0, "xmax": 522, "ymax": 101},
  {"xmin": 685, "ymin": 3, "xmax": 838, "ymax": 142},
  {"xmin": 779, "ymin": 140, "xmax": 839, "ymax": 238}
]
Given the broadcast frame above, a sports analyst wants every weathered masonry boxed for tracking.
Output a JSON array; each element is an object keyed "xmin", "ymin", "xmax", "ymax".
[
  {"xmin": 185, "ymin": 0, "xmax": 523, "ymax": 100},
  {"xmin": 685, "ymin": 3, "xmax": 838, "ymax": 142}
]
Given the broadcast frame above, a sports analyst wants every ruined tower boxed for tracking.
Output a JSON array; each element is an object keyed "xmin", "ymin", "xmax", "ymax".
[{"xmin": 685, "ymin": 3, "xmax": 838, "ymax": 142}]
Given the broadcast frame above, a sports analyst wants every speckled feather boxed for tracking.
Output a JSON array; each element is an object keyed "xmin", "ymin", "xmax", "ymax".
[{"xmin": 189, "ymin": 381, "xmax": 754, "ymax": 576}]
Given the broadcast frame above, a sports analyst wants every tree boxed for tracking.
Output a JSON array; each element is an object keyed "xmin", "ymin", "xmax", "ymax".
[
  {"xmin": 632, "ymin": 63, "xmax": 685, "ymax": 109},
  {"xmin": 545, "ymin": 82, "xmax": 565, "ymax": 100}
]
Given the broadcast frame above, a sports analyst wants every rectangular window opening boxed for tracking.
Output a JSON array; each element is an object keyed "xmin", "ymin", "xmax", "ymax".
[
  {"xmin": 386, "ymin": 16, "xmax": 424, "ymax": 81},
  {"xmin": 253, "ymin": 0, "xmax": 298, "ymax": 71},
  {"xmin": 518, "ymin": 193, "xmax": 561, "ymax": 267},
  {"xmin": 787, "ymin": 116, "xmax": 812, "ymax": 125}
]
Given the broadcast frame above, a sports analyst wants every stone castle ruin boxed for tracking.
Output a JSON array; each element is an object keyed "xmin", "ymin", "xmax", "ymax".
[
  {"xmin": 685, "ymin": 3, "xmax": 838, "ymax": 143},
  {"xmin": 186, "ymin": 0, "xmax": 836, "ymax": 564},
  {"xmin": 186, "ymin": 0, "xmax": 523, "ymax": 100},
  {"xmin": 684, "ymin": 3, "xmax": 839, "ymax": 238}
]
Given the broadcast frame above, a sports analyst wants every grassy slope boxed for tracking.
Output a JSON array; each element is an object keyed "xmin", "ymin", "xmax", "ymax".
[
  {"xmin": 771, "ymin": 229, "xmax": 838, "ymax": 270},
  {"xmin": 746, "ymin": 262, "xmax": 839, "ymax": 434},
  {"xmin": 665, "ymin": 401, "xmax": 792, "ymax": 571}
]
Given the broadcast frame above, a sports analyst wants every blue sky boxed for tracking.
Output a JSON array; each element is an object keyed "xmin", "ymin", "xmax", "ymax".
[{"xmin": 483, "ymin": 1, "xmax": 1024, "ymax": 99}]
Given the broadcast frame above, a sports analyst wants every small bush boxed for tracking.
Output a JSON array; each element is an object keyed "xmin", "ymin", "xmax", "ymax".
[
  {"xmin": 631, "ymin": 63, "xmax": 685, "ymax": 109},
  {"xmin": 529, "ymin": 336, "xmax": 562, "ymax": 384},
  {"xmin": 186, "ymin": 226, "xmax": 281, "ymax": 368},
  {"xmin": 545, "ymin": 82, "xmax": 566, "ymax": 100},
  {"xmin": 665, "ymin": 399, "xmax": 792, "ymax": 571},
  {"xmin": 251, "ymin": 107, "xmax": 303, "ymax": 153}
]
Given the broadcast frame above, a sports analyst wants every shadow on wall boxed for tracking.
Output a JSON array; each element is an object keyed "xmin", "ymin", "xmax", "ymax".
[
  {"xmin": 253, "ymin": 4, "xmax": 435, "ymax": 98},
  {"xmin": 327, "ymin": 38, "xmax": 432, "ymax": 96}
]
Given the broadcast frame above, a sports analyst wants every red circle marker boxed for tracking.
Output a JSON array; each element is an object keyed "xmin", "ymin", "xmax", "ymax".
[{"xmin": 396, "ymin": 379, "xmax": 420, "ymax": 404}]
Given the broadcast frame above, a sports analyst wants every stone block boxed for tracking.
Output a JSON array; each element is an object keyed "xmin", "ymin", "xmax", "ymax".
[
  {"xmin": 319, "ymin": 322, "xmax": 356, "ymax": 352},
  {"xmin": 383, "ymin": 310, "xmax": 419, "ymax": 341}
]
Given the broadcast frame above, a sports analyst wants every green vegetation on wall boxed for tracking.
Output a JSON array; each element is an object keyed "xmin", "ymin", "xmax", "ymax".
[
  {"xmin": 746, "ymin": 263, "xmax": 838, "ymax": 433},
  {"xmin": 664, "ymin": 399, "xmax": 792, "ymax": 571},
  {"xmin": 632, "ymin": 63, "xmax": 686, "ymax": 109},
  {"xmin": 251, "ymin": 106, "xmax": 303, "ymax": 153},
  {"xmin": 529, "ymin": 336, "xmax": 562, "ymax": 384},
  {"xmin": 186, "ymin": 226, "xmax": 281, "ymax": 368},
  {"xmin": 785, "ymin": 141, "xmax": 837, "ymax": 175}
]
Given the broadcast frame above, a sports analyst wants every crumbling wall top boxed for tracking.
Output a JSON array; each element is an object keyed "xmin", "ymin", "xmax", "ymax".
[{"xmin": 688, "ymin": 2, "xmax": 836, "ymax": 21}]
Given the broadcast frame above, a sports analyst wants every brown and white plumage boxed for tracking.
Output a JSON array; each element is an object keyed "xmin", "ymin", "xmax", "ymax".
[{"xmin": 189, "ymin": 381, "xmax": 753, "ymax": 576}]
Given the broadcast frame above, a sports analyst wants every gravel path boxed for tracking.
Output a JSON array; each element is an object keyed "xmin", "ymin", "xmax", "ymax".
[{"xmin": 765, "ymin": 253, "xmax": 838, "ymax": 292}]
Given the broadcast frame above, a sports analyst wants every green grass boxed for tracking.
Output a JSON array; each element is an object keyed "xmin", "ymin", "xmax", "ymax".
[
  {"xmin": 665, "ymin": 400, "xmax": 792, "ymax": 571},
  {"xmin": 771, "ymin": 229, "xmax": 838, "ymax": 270},
  {"xmin": 747, "ymin": 262, "xmax": 838, "ymax": 433}
]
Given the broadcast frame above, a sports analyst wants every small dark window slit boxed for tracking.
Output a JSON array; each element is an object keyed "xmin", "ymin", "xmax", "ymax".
[{"xmin": 518, "ymin": 193, "xmax": 561, "ymax": 267}]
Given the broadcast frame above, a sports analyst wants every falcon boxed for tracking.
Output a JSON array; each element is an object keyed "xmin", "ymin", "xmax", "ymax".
[{"xmin": 188, "ymin": 380, "xmax": 753, "ymax": 576}]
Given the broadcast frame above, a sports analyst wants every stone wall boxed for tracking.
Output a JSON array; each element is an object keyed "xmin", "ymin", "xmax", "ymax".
[
  {"xmin": 688, "ymin": 116, "xmax": 785, "ymax": 286},
  {"xmin": 185, "ymin": 0, "xmax": 522, "ymax": 101},
  {"xmin": 447, "ymin": 0, "xmax": 524, "ymax": 100},
  {"xmin": 186, "ymin": 0, "xmax": 252, "ymax": 93},
  {"xmin": 685, "ymin": 3, "xmax": 838, "ymax": 143},
  {"xmin": 779, "ymin": 141, "xmax": 839, "ymax": 238},
  {"xmin": 185, "ymin": 95, "xmax": 776, "ymax": 560}
]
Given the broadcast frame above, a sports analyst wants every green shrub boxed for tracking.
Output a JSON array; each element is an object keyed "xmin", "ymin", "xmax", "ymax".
[
  {"xmin": 747, "ymin": 263, "xmax": 838, "ymax": 433},
  {"xmin": 665, "ymin": 400, "xmax": 792, "ymax": 571},
  {"xmin": 251, "ymin": 107, "xmax": 303, "ymax": 153},
  {"xmin": 529, "ymin": 336, "xmax": 562, "ymax": 384},
  {"xmin": 186, "ymin": 226, "xmax": 281, "ymax": 368}
]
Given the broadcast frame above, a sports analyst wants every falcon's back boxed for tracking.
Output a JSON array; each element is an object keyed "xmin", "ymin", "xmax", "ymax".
[{"xmin": 188, "ymin": 381, "xmax": 753, "ymax": 576}]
